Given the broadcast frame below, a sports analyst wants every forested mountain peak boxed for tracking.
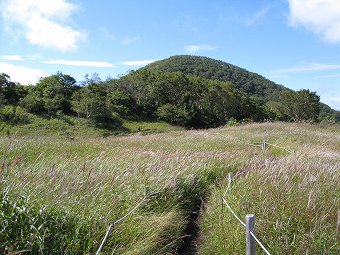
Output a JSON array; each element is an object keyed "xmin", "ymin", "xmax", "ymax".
[{"xmin": 144, "ymin": 55, "xmax": 286, "ymax": 100}]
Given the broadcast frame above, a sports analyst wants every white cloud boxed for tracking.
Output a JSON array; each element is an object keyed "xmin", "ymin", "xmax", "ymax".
[
  {"xmin": 271, "ymin": 63, "xmax": 340, "ymax": 75},
  {"xmin": 0, "ymin": 62, "xmax": 48, "ymax": 84},
  {"xmin": 122, "ymin": 60, "xmax": 157, "ymax": 66},
  {"xmin": 288, "ymin": 0, "xmax": 340, "ymax": 43},
  {"xmin": 184, "ymin": 44, "xmax": 217, "ymax": 53},
  {"xmin": 44, "ymin": 59, "xmax": 114, "ymax": 68},
  {"xmin": 0, "ymin": 55, "xmax": 24, "ymax": 61},
  {"xmin": 0, "ymin": 0, "xmax": 86, "ymax": 51}
]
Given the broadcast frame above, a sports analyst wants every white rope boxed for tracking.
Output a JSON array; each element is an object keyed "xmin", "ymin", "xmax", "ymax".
[
  {"xmin": 223, "ymin": 175, "xmax": 232, "ymax": 197},
  {"xmin": 112, "ymin": 196, "xmax": 147, "ymax": 225},
  {"xmin": 212, "ymin": 132, "xmax": 294, "ymax": 155},
  {"xmin": 212, "ymin": 132, "xmax": 262, "ymax": 148},
  {"xmin": 96, "ymin": 196, "xmax": 147, "ymax": 255},
  {"xmin": 222, "ymin": 196, "xmax": 246, "ymax": 227},
  {"xmin": 222, "ymin": 172, "xmax": 272, "ymax": 255},
  {"xmin": 265, "ymin": 142, "xmax": 294, "ymax": 154},
  {"xmin": 250, "ymin": 231, "xmax": 272, "ymax": 255},
  {"xmin": 95, "ymin": 223, "xmax": 114, "ymax": 255}
]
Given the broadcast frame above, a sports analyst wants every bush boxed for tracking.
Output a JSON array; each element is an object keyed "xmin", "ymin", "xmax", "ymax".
[
  {"xmin": 156, "ymin": 104, "xmax": 188, "ymax": 125},
  {"xmin": 0, "ymin": 106, "xmax": 30, "ymax": 124},
  {"xmin": 226, "ymin": 117, "xmax": 239, "ymax": 126}
]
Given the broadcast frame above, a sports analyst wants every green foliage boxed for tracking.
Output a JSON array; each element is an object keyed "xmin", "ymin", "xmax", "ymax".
[
  {"xmin": 106, "ymin": 86, "xmax": 134, "ymax": 116},
  {"xmin": 0, "ymin": 105, "xmax": 31, "ymax": 124},
  {"xmin": 114, "ymin": 70, "xmax": 266, "ymax": 127},
  {"xmin": 156, "ymin": 103, "xmax": 189, "ymax": 124},
  {"xmin": 21, "ymin": 72, "xmax": 77, "ymax": 114},
  {"xmin": 0, "ymin": 73, "xmax": 29, "ymax": 106},
  {"xmin": 319, "ymin": 103, "xmax": 340, "ymax": 122},
  {"xmin": 0, "ymin": 112, "xmax": 180, "ymax": 137},
  {"xmin": 226, "ymin": 117, "xmax": 239, "ymax": 126},
  {"xmin": 0, "ymin": 73, "xmax": 16, "ymax": 107},
  {"xmin": 280, "ymin": 89, "xmax": 320, "ymax": 121},
  {"xmin": 143, "ymin": 55, "xmax": 286, "ymax": 100},
  {"xmin": 0, "ymin": 53, "xmax": 337, "ymax": 131},
  {"xmin": 20, "ymin": 87, "xmax": 44, "ymax": 113}
]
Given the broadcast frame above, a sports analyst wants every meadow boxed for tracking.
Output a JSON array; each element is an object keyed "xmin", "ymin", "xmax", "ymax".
[{"xmin": 0, "ymin": 122, "xmax": 339, "ymax": 254}]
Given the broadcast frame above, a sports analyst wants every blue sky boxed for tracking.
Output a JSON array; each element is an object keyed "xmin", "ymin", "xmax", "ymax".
[{"xmin": 1, "ymin": 0, "xmax": 340, "ymax": 110}]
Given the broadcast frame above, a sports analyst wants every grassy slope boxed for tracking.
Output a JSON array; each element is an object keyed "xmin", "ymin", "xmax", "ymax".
[
  {"xmin": 0, "ymin": 113, "xmax": 183, "ymax": 138},
  {"xmin": 0, "ymin": 122, "xmax": 339, "ymax": 254}
]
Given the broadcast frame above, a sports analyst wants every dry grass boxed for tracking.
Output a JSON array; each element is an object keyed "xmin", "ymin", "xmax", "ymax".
[
  {"xmin": 1, "ymin": 122, "xmax": 339, "ymax": 254},
  {"xmin": 199, "ymin": 122, "xmax": 340, "ymax": 254}
]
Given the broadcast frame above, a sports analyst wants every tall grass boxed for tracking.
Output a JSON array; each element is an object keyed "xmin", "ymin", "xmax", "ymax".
[
  {"xmin": 199, "ymin": 122, "xmax": 340, "ymax": 254},
  {"xmin": 0, "ymin": 122, "xmax": 339, "ymax": 254},
  {"xmin": 1, "ymin": 127, "xmax": 254, "ymax": 254}
]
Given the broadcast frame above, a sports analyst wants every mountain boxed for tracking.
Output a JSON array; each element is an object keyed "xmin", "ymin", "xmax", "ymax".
[
  {"xmin": 1, "ymin": 56, "xmax": 338, "ymax": 131},
  {"xmin": 142, "ymin": 55, "xmax": 340, "ymax": 122},
  {"xmin": 143, "ymin": 55, "xmax": 287, "ymax": 101}
]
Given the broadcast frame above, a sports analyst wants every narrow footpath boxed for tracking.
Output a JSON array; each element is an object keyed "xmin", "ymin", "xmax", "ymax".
[{"xmin": 176, "ymin": 209, "xmax": 200, "ymax": 255}]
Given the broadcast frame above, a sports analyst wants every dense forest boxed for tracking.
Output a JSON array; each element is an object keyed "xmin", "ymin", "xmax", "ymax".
[
  {"xmin": 0, "ymin": 55, "xmax": 339, "ymax": 131},
  {"xmin": 144, "ymin": 55, "xmax": 287, "ymax": 101}
]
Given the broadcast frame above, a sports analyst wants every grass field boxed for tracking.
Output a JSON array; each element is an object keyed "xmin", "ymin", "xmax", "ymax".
[
  {"xmin": 0, "ymin": 122, "xmax": 339, "ymax": 254},
  {"xmin": 0, "ymin": 113, "xmax": 183, "ymax": 138}
]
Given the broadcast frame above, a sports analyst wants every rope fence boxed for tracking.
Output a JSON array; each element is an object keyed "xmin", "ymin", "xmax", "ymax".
[
  {"xmin": 95, "ymin": 134, "xmax": 291, "ymax": 254},
  {"xmin": 222, "ymin": 172, "xmax": 272, "ymax": 255},
  {"xmin": 95, "ymin": 196, "xmax": 148, "ymax": 255},
  {"xmin": 212, "ymin": 132, "xmax": 294, "ymax": 155}
]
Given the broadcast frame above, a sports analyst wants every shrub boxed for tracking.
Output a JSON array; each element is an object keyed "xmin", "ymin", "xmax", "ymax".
[{"xmin": 0, "ymin": 105, "xmax": 30, "ymax": 124}]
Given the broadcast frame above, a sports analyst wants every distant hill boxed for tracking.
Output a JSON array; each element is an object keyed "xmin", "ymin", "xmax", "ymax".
[
  {"xmin": 144, "ymin": 55, "xmax": 287, "ymax": 101},
  {"xmin": 1, "ymin": 56, "xmax": 338, "ymax": 132},
  {"xmin": 143, "ymin": 55, "xmax": 339, "ymax": 122}
]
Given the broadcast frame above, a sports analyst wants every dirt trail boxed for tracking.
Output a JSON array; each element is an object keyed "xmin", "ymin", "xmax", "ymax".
[{"xmin": 176, "ymin": 209, "xmax": 200, "ymax": 255}]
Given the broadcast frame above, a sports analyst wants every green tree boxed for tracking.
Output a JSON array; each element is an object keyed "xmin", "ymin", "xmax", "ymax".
[
  {"xmin": 0, "ymin": 73, "xmax": 15, "ymax": 106},
  {"xmin": 106, "ymin": 87, "xmax": 134, "ymax": 116},
  {"xmin": 71, "ymin": 86, "xmax": 110, "ymax": 122},
  {"xmin": 280, "ymin": 89, "xmax": 320, "ymax": 121},
  {"xmin": 21, "ymin": 72, "xmax": 77, "ymax": 114},
  {"xmin": 20, "ymin": 87, "xmax": 44, "ymax": 113}
]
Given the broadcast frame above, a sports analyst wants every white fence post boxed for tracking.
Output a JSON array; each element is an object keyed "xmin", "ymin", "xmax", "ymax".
[
  {"xmin": 261, "ymin": 141, "xmax": 266, "ymax": 153},
  {"xmin": 246, "ymin": 214, "xmax": 256, "ymax": 255},
  {"xmin": 228, "ymin": 172, "xmax": 233, "ymax": 182}
]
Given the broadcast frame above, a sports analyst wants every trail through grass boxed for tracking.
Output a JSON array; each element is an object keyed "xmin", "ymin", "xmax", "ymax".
[{"xmin": 0, "ymin": 122, "xmax": 339, "ymax": 254}]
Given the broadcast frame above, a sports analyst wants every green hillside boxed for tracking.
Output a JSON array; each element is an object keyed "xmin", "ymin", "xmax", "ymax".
[
  {"xmin": 144, "ymin": 55, "xmax": 339, "ymax": 122},
  {"xmin": 144, "ymin": 55, "xmax": 287, "ymax": 101},
  {"xmin": 0, "ymin": 56, "xmax": 339, "ymax": 134}
]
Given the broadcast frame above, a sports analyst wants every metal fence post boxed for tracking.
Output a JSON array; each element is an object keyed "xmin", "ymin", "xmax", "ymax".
[{"xmin": 246, "ymin": 214, "xmax": 255, "ymax": 255}]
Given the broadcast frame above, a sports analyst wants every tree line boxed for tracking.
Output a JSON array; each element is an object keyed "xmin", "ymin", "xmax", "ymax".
[{"xmin": 0, "ymin": 70, "xmax": 336, "ymax": 129}]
